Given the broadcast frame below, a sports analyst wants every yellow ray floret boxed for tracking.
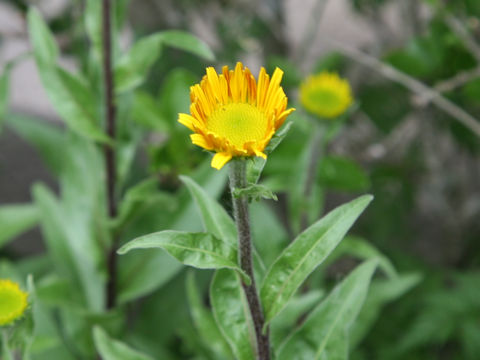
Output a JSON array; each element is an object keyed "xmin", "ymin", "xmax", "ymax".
[
  {"xmin": 0, "ymin": 279, "xmax": 28, "ymax": 326},
  {"xmin": 300, "ymin": 72, "xmax": 353, "ymax": 119},
  {"xmin": 178, "ymin": 62, "xmax": 295, "ymax": 170}
]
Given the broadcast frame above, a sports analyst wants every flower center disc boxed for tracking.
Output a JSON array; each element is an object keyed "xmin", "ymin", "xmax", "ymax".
[
  {"xmin": 306, "ymin": 89, "xmax": 342, "ymax": 111},
  {"xmin": 0, "ymin": 290, "xmax": 23, "ymax": 319},
  {"xmin": 206, "ymin": 103, "xmax": 269, "ymax": 148}
]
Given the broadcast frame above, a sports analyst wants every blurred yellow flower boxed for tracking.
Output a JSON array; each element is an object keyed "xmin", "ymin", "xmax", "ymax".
[
  {"xmin": 300, "ymin": 72, "xmax": 353, "ymax": 119},
  {"xmin": 0, "ymin": 279, "xmax": 28, "ymax": 326},
  {"xmin": 178, "ymin": 62, "xmax": 295, "ymax": 170}
]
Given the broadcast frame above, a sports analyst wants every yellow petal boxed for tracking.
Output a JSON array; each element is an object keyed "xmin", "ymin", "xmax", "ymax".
[
  {"xmin": 254, "ymin": 149, "xmax": 267, "ymax": 159},
  {"xmin": 190, "ymin": 134, "xmax": 213, "ymax": 150},
  {"xmin": 211, "ymin": 152, "xmax": 232, "ymax": 170},
  {"xmin": 178, "ymin": 113, "xmax": 200, "ymax": 131}
]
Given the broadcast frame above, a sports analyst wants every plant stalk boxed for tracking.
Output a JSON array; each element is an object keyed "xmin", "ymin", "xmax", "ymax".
[
  {"xmin": 229, "ymin": 159, "xmax": 270, "ymax": 360},
  {"xmin": 102, "ymin": 0, "xmax": 118, "ymax": 310},
  {"xmin": 300, "ymin": 125, "xmax": 324, "ymax": 231}
]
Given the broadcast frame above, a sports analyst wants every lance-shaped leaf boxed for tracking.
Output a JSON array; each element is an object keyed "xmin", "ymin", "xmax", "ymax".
[
  {"xmin": 277, "ymin": 260, "xmax": 378, "ymax": 360},
  {"xmin": 330, "ymin": 235, "xmax": 397, "ymax": 278},
  {"xmin": 118, "ymin": 230, "xmax": 250, "ymax": 283},
  {"xmin": 27, "ymin": 8, "xmax": 109, "ymax": 143},
  {"xmin": 0, "ymin": 204, "xmax": 39, "ymax": 248},
  {"xmin": 93, "ymin": 326, "xmax": 154, "ymax": 360},
  {"xmin": 260, "ymin": 195, "xmax": 373, "ymax": 325},
  {"xmin": 0, "ymin": 65, "xmax": 10, "ymax": 131},
  {"xmin": 157, "ymin": 31, "xmax": 214, "ymax": 61},
  {"xmin": 180, "ymin": 175, "xmax": 236, "ymax": 245},
  {"xmin": 27, "ymin": 7, "xmax": 59, "ymax": 67},
  {"xmin": 350, "ymin": 272, "xmax": 421, "ymax": 348},
  {"xmin": 186, "ymin": 272, "xmax": 233, "ymax": 359},
  {"xmin": 115, "ymin": 31, "xmax": 214, "ymax": 93},
  {"xmin": 270, "ymin": 290, "xmax": 324, "ymax": 349},
  {"xmin": 210, "ymin": 269, "xmax": 256, "ymax": 360},
  {"xmin": 180, "ymin": 175, "xmax": 266, "ymax": 275}
]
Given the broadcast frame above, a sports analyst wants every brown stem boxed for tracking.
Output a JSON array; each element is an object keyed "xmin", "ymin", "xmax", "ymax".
[
  {"xmin": 102, "ymin": 0, "xmax": 118, "ymax": 310},
  {"xmin": 229, "ymin": 160, "xmax": 270, "ymax": 360}
]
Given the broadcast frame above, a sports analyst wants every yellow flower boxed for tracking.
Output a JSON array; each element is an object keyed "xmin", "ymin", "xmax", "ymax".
[
  {"xmin": 0, "ymin": 279, "xmax": 28, "ymax": 326},
  {"xmin": 178, "ymin": 62, "xmax": 295, "ymax": 170},
  {"xmin": 300, "ymin": 72, "xmax": 353, "ymax": 119}
]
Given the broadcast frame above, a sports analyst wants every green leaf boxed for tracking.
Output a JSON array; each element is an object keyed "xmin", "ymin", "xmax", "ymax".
[
  {"xmin": 260, "ymin": 195, "xmax": 374, "ymax": 325},
  {"xmin": 131, "ymin": 91, "xmax": 170, "ymax": 132},
  {"xmin": 28, "ymin": 7, "xmax": 108, "ymax": 143},
  {"xmin": 247, "ymin": 121, "xmax": 293, "ymax": 184},
  {"xmin": 180, "ymin": 175, "xmax": 237, "ymax": 245},
  {"xmin": 318, "ymin": 156, "xmax": 370, "ymax": 192},
  {"xmin": 118, "ymin": 230, "xmax": 250, "ymax": 283},
  {"xmin": 115, "ymin": 34, "xmax": 164, "ymax": 93},
  {"xmin": 186, "ymin": 272, "xmax": 233, "ymax": 359},
  {"xmin": 0, "ymin": 204, "xmax": 39, "ymax": 248},
  {"xmin": 210, "ymin": 269, "xmax": 256, "ymax": 360},
  {"xmin": 159, "ymin": 68, "xmax": 197, "ymax": 119},
  {"xmin": 93, "ymin": 326, "xmax": 154, "ymax": 360},
  {"xmin": 157, "ymin": 30, "xmax": 214, "ymax": 61},
  {"xmin": 27, "ymin": 7, "xmax": 59, "ymax": 66},
  {"xmin": 115, "ymin": 31, "xmax": 213, "ymax": 93},
  {"xmin": 49, "ymin": 67, "xmax": 110, "ymax": 143},
  {"xmin": 331, "ymin": 235, "xmax": 396, "ymax": 278},
  {"xmin": 250, "ymin": 201, "xmax": 288, "ymax": 268},
  {"xmin": 277, "ymin": 260, "xmax": 378, "ymax": 360},
  {"xmin": 32, "ymin": 65, "xmax": 108, "ymax": 142},
  {"xmin": 270, "ymin": 290, "xmax": 324, "ymax": 349},
  {"xmin": 0, "ymin": 66, "xmax": 10, "ymax": 131},
  {"xmin": 117, "ymin": 252, "xmax": 181, "ymax": 305},
  {"xmin": 113, "ymin": 178, "xmax": 176, "ymax": 231},
  {"xmin": 350, "ymin": 273, "xmax": 421, "ymax": 348},
  {"xmin": 233, "ymin": 183, "xmax": 278, "ymax": 202},
  {"xmin": 180, "ymin": 175, "xmax": 266, "ymax": 276},
  {"xmin": 116, "ymin": 164, "xmax": 228, "ymax": 303},
  {"xmin": 6, "ymin": 114, "xmax": 65, "ymax": 175},
  {"xmin": 33, "ymin": 181, "xmax": 105, "ymax": 311},
  {"xmin": 84, "ymin": 0, "xmax": 102, "ymax": 58}
]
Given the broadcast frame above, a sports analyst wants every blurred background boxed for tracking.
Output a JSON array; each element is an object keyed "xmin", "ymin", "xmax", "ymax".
[{"xmin": 1, "ymin": 0, "xmax": 480, "ymax": 359}]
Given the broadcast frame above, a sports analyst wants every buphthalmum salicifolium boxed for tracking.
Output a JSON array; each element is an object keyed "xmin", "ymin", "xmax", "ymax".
[
  {"xmin": 300, "ymin": 71, "xmax": 353, "ymax": 119},
  {"xmin": 178, "ymin": 62, "xmax": 295, "ymax": 170},
  {"xmin": 0, "ymin": 279, "xmax": 28, "ymax": 326}
]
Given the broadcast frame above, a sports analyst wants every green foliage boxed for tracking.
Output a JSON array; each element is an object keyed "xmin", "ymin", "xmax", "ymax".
[
  {"xmin": 27, "ymin": 8, "xmax": 109, "ymax": 144},
  {"xmin": 318, "ymin": 156, "xmax": 371, "ymax": 192},
  {"xmin": 118, "ymin": 230, "xmax": 250, "ymax": 283},
  {"xmin": 180, "ymin": 175, "xmax": 237, "ymax": 245},
  {"xmin": 260, "ymin": 195, "xmax": 373, "ymax": 325},
  {"xmin": 0, "ymin": 204, "xmax": 39, "ymax": 248},
  {"xmin": 186, "ymin": 272, "xmax": 233, "ymax": 359},
  {"xmin": 93, "ymin": 327, "xmax": 154, "ymax": 360},
  {"xmin": 115, "ymin": 31, "xmax": 214, "ymax": 93},
  {"xmin": 210, "ymin": 270, "xmax": 256, "ymax": 360},
  {"xmin": 277, "ymin": 260, "xmax": 378, "ymax": 359},
  {"xmin": 0, "ymin": 65, "xmax": 10, "ymax": 131}
]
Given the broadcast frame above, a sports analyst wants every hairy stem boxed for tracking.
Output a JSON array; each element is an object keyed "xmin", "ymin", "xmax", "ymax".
[
  {"xmin": 102, "ymin": 0, "xmax": 118, "ymax": 310},
  {"xmin": 229, "ymin": 160, "xmax": 270, "ymax": 360}
]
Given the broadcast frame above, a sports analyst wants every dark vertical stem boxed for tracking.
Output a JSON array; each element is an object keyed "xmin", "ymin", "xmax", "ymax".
[
  {"xmin": 229, "ymin": 160, "xmax": 270, "ymax": 360},
  {"xmin": 102, "ymin": 0, "xmax": 118, "ymax": 310},
  {"xmin": 300, "ymin": 125, "xmax": 324, "ymax": 232}
]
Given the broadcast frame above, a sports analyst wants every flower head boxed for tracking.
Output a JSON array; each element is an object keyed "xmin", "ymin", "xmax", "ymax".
[
  {"xmin": 0, "ymin": 279, "xmax": 28, "ymax": 326},
  {"xmin": 178, "ymin": 62, "xmax": 295, "ymax": 170},
  {"xmin": 300, "ymin": 72, "xmax": 353, "ymax": 119}
]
